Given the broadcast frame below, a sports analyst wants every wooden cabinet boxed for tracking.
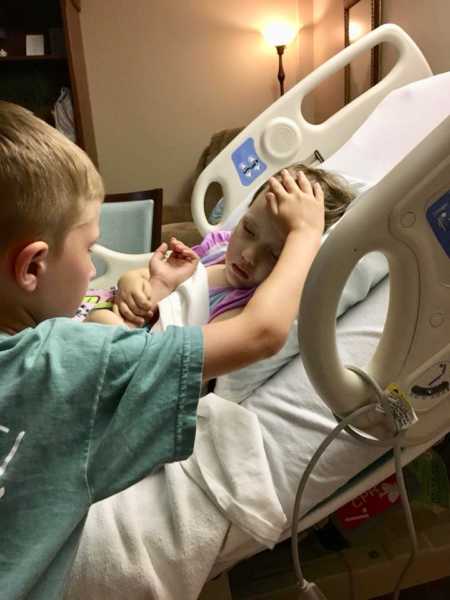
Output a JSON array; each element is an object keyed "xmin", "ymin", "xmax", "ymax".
[{"xmin": 0, "ymin": 0, "xmax": 97, "ymax": 163}]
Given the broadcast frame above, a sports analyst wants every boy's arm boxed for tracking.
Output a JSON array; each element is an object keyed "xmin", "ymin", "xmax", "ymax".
[{"xmin": 202, "ymin": 170, "xmax": 324, "ymax": 382}]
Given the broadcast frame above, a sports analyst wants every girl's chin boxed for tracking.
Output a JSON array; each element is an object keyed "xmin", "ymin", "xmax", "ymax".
[{"xmin": 226, "ymin": 267, "xmax": 253, "ymax": 289}]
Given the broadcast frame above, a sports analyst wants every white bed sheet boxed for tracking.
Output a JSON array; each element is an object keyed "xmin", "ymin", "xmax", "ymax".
[
  {"xmin": 213, "ymin": 276, "xmax": 390, "ymax": 571},
  {"xmin": 213, "ymin": 274, "xmax": 443, "ymax": 574}
]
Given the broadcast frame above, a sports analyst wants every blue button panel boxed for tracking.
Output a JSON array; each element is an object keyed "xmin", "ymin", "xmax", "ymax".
[
  {"xmin": 427, "ymin": 190, "xmax": 450, "ymax": 258},
  {"xmin": 231, "ymin": 138, "xmax": 267, "ymax": 187}
]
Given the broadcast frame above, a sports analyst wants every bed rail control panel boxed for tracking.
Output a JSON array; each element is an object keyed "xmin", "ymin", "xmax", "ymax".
[
  {"xmin": 300, "ymin": 116, "xmax": 450, "ymax": 447},
  {"xmin": 426, "ymin": 190, "xmax": 450, "ymax": 258},
  {"xmin": 231, "ymin": 138, "xmax": 267, "ymax": 186}
]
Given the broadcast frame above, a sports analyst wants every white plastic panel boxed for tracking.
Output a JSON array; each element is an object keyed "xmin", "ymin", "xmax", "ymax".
[{"xmin": 90, "ymin": 244, "xmax": 150, "ymax": 289}]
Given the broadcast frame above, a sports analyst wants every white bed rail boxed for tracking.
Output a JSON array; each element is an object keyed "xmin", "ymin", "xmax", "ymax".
[
  {"xmin": 191, "ymin": 24, "xmax": 432, "ymax": 235},
  {"xmin": 299, "ymin": 116, "xmax": 450, "ymax": 446},
  {"xmin": 90, "ymin": 244, "xmax": 150, "ymax": 289}
]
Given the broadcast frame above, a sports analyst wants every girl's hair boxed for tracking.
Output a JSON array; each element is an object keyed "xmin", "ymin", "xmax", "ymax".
[
  {"xmin": 0, "ymin": 101, "xmax": 104, "ymax": 254},
  {"xmin": 251, "ymin": 162, "xmax": 355, "ymax": 231}
]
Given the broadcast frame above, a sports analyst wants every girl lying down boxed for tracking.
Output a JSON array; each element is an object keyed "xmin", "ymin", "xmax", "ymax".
[{"xmin": 78, "ymin": 164, "xmax": 354, "ymax": 329}]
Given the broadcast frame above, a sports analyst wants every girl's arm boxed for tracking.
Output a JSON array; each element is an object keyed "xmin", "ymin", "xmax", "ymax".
[
  {"xmin": 114, "ymin": 239, "xmax": 199, "ymax": 326},
  {"xmin": 201, "ymin": 170, "xmax": 324, "ymax": 382},
  {"xmin": 114, "ymin": 268, "xmax": 153, "ymax": 326}
]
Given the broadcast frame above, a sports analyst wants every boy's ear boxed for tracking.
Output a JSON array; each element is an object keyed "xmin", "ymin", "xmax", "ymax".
[{"xmin": 14, "ymin": 242, "xmax": 49, "ymax": 292}]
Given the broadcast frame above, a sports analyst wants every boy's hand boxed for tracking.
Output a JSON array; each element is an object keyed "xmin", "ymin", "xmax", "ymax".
[
  {"xmin": 114, "ymin": 268, "xmax": 154, "ymax": 326},
  {"xmin": 150, "ymin": 238, "xmax": 199, "ymax": 294},
  {"xmin": 266, "ymin": 169, "xmax": 325, "ymax": 238}
]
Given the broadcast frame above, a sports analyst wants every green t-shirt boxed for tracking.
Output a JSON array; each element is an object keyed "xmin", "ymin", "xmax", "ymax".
[{"xmin": 0, "ymin": 319, "xmax": 203, "ymax": 599}]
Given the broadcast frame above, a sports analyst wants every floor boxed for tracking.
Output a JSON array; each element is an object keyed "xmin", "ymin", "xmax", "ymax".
[
  {"xmin": 375, "ymin": 576, "xmax": 450, "ymax": 599},
  {"xmin": 229, "ymin": 436, "xmax": 450, "ymax": 600}
]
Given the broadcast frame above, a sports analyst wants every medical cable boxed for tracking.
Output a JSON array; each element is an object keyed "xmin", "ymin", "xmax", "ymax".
[
  {"xmin": 290, "ymin": 367, "xmax": 418, "ymax": 600},
  {"xmin": 346, "ymin": 368, "xmax": 419, "ymax": 600},
  {"xmin": 290, "ymin": 403, "xmax": 377, "ymax": 598},
  {"xmin": 391, "ymin": 440, "xmax": 418, "ymax": 600}
]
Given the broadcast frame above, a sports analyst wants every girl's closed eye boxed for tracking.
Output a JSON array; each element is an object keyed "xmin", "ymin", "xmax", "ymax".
[{"xmin": 243, "ymin": 223, "xmax": 255, "ymax": 237}]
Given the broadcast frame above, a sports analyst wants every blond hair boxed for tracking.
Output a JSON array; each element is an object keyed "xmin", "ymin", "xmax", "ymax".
[
  {"xmin": 252, "ymin": 162, "xmax": 355, "ymax": 231},
  {"xmin": 0, "ymin": 101, "xmax": 104, "ymax": 254}
]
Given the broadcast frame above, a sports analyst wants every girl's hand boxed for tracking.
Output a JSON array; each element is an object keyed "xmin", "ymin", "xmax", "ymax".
[
  {"xmin": 150, "ymin": 238, "xmax": 199, "ymax": 292},
  {"xmin": 266, "ymin": 169, "xmax": 325, "ymax": 238},
  {"xmin": 114, "ymin": 268, "xmax": 154, "ymax": 326}
]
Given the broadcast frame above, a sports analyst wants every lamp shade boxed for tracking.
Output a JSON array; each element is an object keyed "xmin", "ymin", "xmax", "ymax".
[{"xmin": 262, "ymin": 21, "xmax": 298, "ymax": 47}]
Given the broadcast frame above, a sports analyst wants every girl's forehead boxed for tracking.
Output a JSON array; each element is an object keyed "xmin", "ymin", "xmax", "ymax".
[
  {"xmin": 247, "ymin": 191, "xmax": 273, "ymax": 223},
  {"xmin": 245, "ymin": 196, "xmax": 284, "ymax": 245}
]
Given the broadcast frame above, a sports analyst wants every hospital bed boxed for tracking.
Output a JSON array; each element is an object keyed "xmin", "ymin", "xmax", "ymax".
[{"xmin": 66, "ymin": 25, "xmax": 450, "ymax": 600}]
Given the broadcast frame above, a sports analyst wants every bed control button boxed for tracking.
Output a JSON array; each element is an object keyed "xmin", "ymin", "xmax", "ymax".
[
  {"xmin": 430, "ymin": 312, "xmax": 445, "ymax": 327},
  {"xmin": 400, "ymin": 211, "xmax": 416, "ymax": 227},
  {"xmin": 262, "ymin": 117, "xmax": 302, "ymax": 160}
]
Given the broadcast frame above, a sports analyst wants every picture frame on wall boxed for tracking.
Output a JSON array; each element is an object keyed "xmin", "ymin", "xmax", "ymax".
[{"xmin": 344, "ymin": 0, "xmax": 382, "ymax": 103}]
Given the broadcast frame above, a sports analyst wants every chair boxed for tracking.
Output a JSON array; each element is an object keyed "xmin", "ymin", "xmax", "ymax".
[
  {"xmin": 91, "ymin": 188, "xmax": 163, "ymax": 286},
  {"xmin": 101, "ymin": 188, "xmax": 162, "ymax": 251}
]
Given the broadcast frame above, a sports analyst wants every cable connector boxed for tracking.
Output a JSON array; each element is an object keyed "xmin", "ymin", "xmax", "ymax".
[
  {"xmin": 377, "ymin": 383, "xmax": 418, "ymax": 433},
  {"xmin": 296, "ymin": 580, "xmax": 329, "ymax": 599}
]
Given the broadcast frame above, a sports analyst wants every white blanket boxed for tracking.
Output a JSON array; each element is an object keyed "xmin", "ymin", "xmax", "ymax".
[
  {"xmin": 153, "ymin": 261, "xmax": 210, "ymax": 330},
  {"xmin": 66, "ymin": 395, "xmax": 286, "ymax": 600},
  {"xmin": 66, "ymin": 269, "xmax": 287, "ymax": 600}
]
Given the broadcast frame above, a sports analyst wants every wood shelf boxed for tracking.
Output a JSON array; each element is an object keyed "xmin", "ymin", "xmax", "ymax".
[{"xmin": 0, "ymin": 55, "xmax": 66, "ymax": 62}]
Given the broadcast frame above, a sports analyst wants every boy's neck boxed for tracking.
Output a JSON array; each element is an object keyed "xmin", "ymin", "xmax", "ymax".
[{"xmin": 0, "ymin": 298, "xmax": 37, "ymax": 335}]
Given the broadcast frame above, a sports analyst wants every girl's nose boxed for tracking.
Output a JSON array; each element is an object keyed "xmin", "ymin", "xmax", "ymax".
[{"xmin": 241, "ymin": 246, "xmax": 257, "ymax": 266}]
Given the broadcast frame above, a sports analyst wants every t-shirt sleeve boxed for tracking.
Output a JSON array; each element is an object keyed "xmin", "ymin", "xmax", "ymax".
[{"xmin": 86, "ymin": 324, "xmax": 203, "ymax": 502}]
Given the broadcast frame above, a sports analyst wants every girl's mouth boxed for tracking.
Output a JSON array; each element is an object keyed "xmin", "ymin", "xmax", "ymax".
[{"xmin": 232, "ymin": 263, "xmax": 249, "ymax": 279}]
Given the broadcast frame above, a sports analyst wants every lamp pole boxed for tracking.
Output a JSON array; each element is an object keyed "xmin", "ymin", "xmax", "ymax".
[{"xmin": 276, "ymin": 44, "xmax": 286, "ymax": 96}]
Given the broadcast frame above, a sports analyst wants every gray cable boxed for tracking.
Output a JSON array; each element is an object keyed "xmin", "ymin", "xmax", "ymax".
[
  {"xmin": 290, "ymin": 366, "xmax": 419, "ymax": 600},
  {"xmin": 290, "ymin": 403, "xmax": 377, "ymax": 591},
  {"xmin": 391, "ymin": 439, "xmax": 418, "ymax": 600}
]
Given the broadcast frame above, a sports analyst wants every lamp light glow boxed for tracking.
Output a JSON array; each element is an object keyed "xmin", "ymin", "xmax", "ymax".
[
  {"xmin": 261, "ymin": 20, "xmax": 299, "ymax": 97},
  {"xmin": 348, "ymin": 20, "xmax": 364, "ymax": 43},
  {"xmin": 262, "ymin": 21, "xmax": 298, "ymax": 47}
]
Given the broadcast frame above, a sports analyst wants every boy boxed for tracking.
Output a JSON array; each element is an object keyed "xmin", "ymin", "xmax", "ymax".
[{"xmin": 0, "ymin": 101, "xmax": 324, "ymax": 599}]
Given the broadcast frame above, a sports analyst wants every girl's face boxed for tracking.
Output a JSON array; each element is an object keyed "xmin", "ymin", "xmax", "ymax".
[{"xmin": 224, "ymin": 191, "xmax": 285, "ymax": 289}]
